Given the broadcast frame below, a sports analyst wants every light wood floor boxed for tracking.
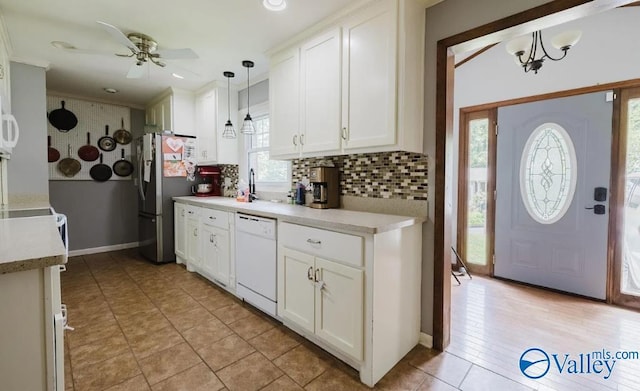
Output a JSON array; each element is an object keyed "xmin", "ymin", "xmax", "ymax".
[{"xmin": 449, "ymin": 274, "xmax": 640, "ymax": 391}]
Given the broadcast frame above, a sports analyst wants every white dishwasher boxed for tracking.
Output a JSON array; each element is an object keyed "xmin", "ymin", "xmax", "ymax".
[{"xmin": 235, "ymin": 213, "xmax": 277, "ymax": 317}]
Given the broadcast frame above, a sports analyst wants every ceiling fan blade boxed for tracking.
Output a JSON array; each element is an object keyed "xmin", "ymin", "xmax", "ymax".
[
  {"xmin": 96, "ymin": 21, "xmax": 139, "ymax": 54},
  {"xmin": 163, "ymin": 63, "xmax": 201, "ymax": 79},
  {"xmin": 154, "ymin": 48, "xmax": 198, "ymax": 60},
  {"xmin": 127, "ymin": 62, "xmax": 148, "ymax": 79}
]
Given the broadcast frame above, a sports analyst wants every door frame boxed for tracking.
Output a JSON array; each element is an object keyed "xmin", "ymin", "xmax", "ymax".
[
  {"xmin": 433, "ymin": 0, "xmax": 635, "ymax": 350},
  {"xmin": 610, "ymin": 86, "xmax": 640, "ymax": 309},
  {"xmin": 457, "ymin": 109, "xmax": 496, "ymax": 276}
]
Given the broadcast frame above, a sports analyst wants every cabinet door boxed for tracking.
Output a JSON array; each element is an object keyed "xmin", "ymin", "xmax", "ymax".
[
  {"xmin": 314, "ymin": 257, "xmax": 364, "ymax": 360},
  {"xmin": 300, "ymin": 28, "xmax": 342, "ymax": 155},
  {"xmin": 212, "ymin": 226, "xmax": 230, "ymax": 285},
  {"xmin": 269, "ymin": 48, "xmax": 300, "ymax": 158},
  {"xmin": 186, "ymin": 215, "xmax": 201, "ymax": 268},
  {"xmin": 341, "ymin": 0, "xmax": 397, "ymax": 150},
  {"xmin": 145, "ymin": 106, "xmax": 157, "ymax": 126},
  {"xmin": 200, "ymin": 222, "xmax": 217, "ymax": 278},
  {"xmin": 195, "ymin": 90, "xmax": 217, "ymax": 164},
  {"xmin": 160, "ymin": 96, "xmax": 173, "ymax": 131},
  {"xmin": 174, "ymin": 203, "xmax": 186, "ymax": 260},
  {"xmin": 201, "ymin": 223, "xmax": 230, "ymax": 286},
  {"xmin": 278, "ymin": 247, "xmax": 315, "ymax": 333}
]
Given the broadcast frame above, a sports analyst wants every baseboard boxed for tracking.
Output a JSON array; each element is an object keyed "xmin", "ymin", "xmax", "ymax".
[
  {"xmin": 68, "ymin": 242, "xmax": 139, "ymax": 257},
  {"xmin": 419, "ymin": 332, "xmax": 433, "ymax": 348}
]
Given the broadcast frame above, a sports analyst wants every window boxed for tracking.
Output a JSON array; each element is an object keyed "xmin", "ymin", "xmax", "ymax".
[
  {"xmin": 520, "ymin": 123, "xmax": 577, "ymax": 224},
  {"xmin": 247, "ymin": 113, "xmax": 290, "ymax": 191}
]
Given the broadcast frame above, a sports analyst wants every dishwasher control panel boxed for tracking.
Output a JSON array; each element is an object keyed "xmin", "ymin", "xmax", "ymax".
[{"xmin": 235, "ymin": 213, "xmax": 276, "ymax": 239}]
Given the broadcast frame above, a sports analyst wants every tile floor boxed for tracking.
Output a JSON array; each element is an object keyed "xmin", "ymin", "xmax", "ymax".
[{"xmin": 62, "ymin": 250, "xmax": 528, "ymax": 391}]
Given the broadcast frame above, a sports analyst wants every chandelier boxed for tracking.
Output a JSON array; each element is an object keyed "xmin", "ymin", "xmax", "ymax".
[{"xmin": 506, "ymin": 30, "xmax": 581, "ymax": 74}]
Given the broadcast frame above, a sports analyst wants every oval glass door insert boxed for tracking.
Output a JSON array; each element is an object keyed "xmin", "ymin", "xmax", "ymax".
[{"xmin": 520, "ymin": 122, "xmax": 577, "ymax": 224}]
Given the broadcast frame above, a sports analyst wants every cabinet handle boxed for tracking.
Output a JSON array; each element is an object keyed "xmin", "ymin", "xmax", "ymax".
[
  {"xmin": 342, "ymin": 127, "xmax": 348, "ymax": 140},
  {"xmin": 210, "ymin": 233, "xmax": 214, "ymax": 243},
  {"xmin": 314, "ymin": 268, "xmax": 320, "ymax": 282},
  {"xmin": 306, "ymin": 238, "xmax": 321, "ymax": 245},
  {"xmin": 307, "ymin": 266, "xmax": 313, "ymax": 281},
  {"xmin": 188, "ymin": 210, "xmax": 194, "ymax": 215},
  {"xmin": 194, "ymin": 228, "xmax": 198, "ymax": 237},
  {"xmin": 300, "ymin": 134, "xmax": 305, "ymax": 145},
  {"xmin": 293, "ymin": 134, "xmax": 298, "ymax": 146},
  {"xmin": 209, "ymin": 216, "xmax": 216, "ymax": 220}
]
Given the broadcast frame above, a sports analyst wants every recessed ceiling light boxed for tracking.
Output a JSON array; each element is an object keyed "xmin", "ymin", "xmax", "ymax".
[
  {"xmin": 172, "ymin": 73, "xmax": 184, "ymax": 79},
  {"xmin": 263, "ymin": 0, "xmax": 286, "ymax": 11},
  {"xmin": 51, "ymin": 41, "xmax": 76, "ymax": 50},
  {"xmin": 103, "ymin": 88, "xmax": 118, "ymax": 94}
]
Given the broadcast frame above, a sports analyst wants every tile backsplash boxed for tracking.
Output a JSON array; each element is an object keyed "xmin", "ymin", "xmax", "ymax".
[
  {"xmin": 292, "ymin": 151, "xmax": 428, "ymax": 201},
  {"xmin": 219, "ymin": 164, "xmax": 239, "ymax": 197}
]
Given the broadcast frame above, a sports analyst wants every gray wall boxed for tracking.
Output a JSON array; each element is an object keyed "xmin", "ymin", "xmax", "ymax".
[
  {"xmin": 8, "ymin": 62, "xmax": 48, "ymax": 201},
  {"xmin": 421, "ymin": 0, "xmax": 551, "ymax": 335},
  {"xmin": 238, "ymin": 79, "xmax": 269, "ymax": 109},
  {"xmin": 48, "ymin": 108, "xmax": 145, "ymax": 251}
]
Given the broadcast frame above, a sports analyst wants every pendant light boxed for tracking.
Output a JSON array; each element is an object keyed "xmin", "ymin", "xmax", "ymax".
[
  {"xmin": 222, "ymin": 71, "xmax": 236, "ymax": 139},
  {"xmin": 506, "ymin": 29, "xmax": 581, "ymax": 74},
  {"xmin": 240, "ymin": 60, "xmax": 255, "ymax": 135}
]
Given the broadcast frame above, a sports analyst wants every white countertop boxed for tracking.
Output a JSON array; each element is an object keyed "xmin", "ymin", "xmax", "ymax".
[
  {"xmin": 0, "ymin": 203, "xmax": 67, "ymax": 274},
  {"xmin": 173, "ymin": 196, "xmax": 425, "ymax": 234}
]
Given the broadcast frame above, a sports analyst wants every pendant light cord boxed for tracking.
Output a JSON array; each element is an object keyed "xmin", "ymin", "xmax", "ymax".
[
  {"xmin": 246, "ymin": 65, "xmax": 250, "ymax": 116},
  {"xmin": 227, "ymin": 76, "xmax": 231, "ymax": 121}
]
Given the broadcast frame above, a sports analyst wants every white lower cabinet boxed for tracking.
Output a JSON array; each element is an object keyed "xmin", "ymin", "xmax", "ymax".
[
  {"xmin": 174, "ymin": 203, "xmax": 186, "ymax": 263},
  {"xmin": 175, "ymin": 202, "xmax": 235, "ymax": 292},
  {"xmin": 185, "ymin": 206, "xmax": 201, "ymax": 271},
  {"xmin": 278, "ymin": 221, "xmax": 422, "ymax": 387},
  {"xmin": 314, "ymin": 257, "xmax": 363, "ymax": 360},
  {"xmin": 201, "ymin": 221, "xmax": 231, "ymax": 286},
  {"xmin": 279, "ymin": 247, "xmax": 363, "ymax": 360}
]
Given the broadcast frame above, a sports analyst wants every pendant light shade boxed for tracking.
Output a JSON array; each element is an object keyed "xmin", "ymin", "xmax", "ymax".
[
  {"xmin": 222, "ymin": 71, "xmax": 236, "ymax": 139},
  {"xmin": 240, "ymin": 60, "xmax": 255, "ymax": 135}
]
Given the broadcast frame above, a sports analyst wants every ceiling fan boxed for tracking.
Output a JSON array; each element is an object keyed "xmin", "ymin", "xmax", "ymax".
[{"xmin": 55, "ymin": 21, "xmax": 199, "ymax": 79}]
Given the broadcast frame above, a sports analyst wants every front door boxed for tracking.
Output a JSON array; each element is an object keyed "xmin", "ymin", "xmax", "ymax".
[{"xmin": 495, "ymin": 92, "xmax": 612, "ymax": 299}]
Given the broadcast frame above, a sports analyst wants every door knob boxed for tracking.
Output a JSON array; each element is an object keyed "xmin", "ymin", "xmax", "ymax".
[{"xmin": 585, "ymin": 204, "xmax": 606, "ymax": 215}]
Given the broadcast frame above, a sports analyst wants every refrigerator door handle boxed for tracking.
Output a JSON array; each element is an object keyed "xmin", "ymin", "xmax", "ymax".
[{"xmin": 138, "ymin": 153, "xmax": 146, "ymax": 201}]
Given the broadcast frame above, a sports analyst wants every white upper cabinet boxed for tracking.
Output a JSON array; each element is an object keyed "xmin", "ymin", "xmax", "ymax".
[
  {"xmin": 300, "ymin": 28, "xmax": 342, "ymax": 155},
  {"xmin": 194, "ymin": 83, "xmax": 239, "ymax": 165},
  {"xmin": 269, "ymin": 48, "xmax": 300, "ymax": 158},
  {"xmin": 268, "ymin": 0, "xmax": 425, "ymax": 159},
  {"xmin": 145, "ymin": 88, "xmax": 195, "ymax": 136},
  {"xmin": 0, "ymin": 31, "xmax": 11, "ymax": 114},
  {"xmin": 341, "ymin": 1, "xmax": 396, "ymax": 151}
]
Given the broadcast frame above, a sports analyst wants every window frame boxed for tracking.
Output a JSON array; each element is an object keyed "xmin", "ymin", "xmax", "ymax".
[{"xmin": 241, "ymin": 102, "xmax": 291, "ymax": 193}]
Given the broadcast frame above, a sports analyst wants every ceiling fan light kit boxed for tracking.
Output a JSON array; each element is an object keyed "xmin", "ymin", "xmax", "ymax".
[
  {"xmin": 223, "ymin": 71, "xmax": 236, "ymax": 139},
  {"xmin": 263, "ymin": 0, "xmax": 287, "ymax": 11},
  {"xmin": 506, "ymin": 29, "xmax": 581, "ymax": 74},
  {"xmin": 240, "ymin": 60, "xmax": 255, "ymax": 135}
]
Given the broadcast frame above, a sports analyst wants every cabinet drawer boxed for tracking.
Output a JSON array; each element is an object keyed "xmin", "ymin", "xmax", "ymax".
[
  {"xmin": 200, "ymin": 208, "xmax": 229, "ymax": 229},
  {"xmin": 185, "ymin": 205, "xmax": 199, "ymax": 218},
  {"xmin": 279, "ymin": 223, "xmax": 363, "ymax": 267}
]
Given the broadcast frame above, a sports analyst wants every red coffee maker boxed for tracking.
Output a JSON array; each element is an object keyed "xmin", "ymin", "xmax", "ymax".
[{"xmin": 194, "ymin": 166, "xmax": 222, "ymax": 197}]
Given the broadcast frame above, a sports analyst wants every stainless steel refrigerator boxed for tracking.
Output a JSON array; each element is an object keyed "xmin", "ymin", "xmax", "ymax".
[{"xmin": 137, "ymin": 132, "xmax": 196, "ymax": 263}]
